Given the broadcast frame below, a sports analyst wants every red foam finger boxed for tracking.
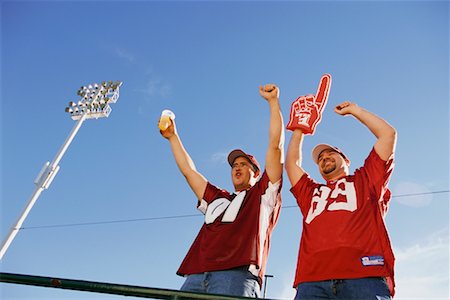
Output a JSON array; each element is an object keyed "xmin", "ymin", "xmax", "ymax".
[
  {"xmin": 286, "ymin": 74, "xmax": 332, "ymax": 134},
  {"xmin": 286, "ymin": 98, "xmax": 301, "ymax": 130},
  {"xmin": 315, "ymin": 74, "xmax": 332, "ymax": 111},
  {"xmin": 286, "ymin": 96, "xmax": 314, "ymax": 134}
]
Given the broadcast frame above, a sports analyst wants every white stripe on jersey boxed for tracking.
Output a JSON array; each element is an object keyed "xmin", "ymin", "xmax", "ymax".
[{"xmin": 257, "ymin": 180, "xmax": 281, "ymax": 266}]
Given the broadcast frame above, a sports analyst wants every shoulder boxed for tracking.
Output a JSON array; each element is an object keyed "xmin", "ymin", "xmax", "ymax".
[
  {"xmin": 203, "ymin": 182, "xmax": 231, "ymax": 200},
  {"xmin": 290, "ymin": 172, "xmax": 316, "ymax": 196},
  {"xmin": 358, "ymin": 147, "xmax": 395, "ymax": 174},
  {"xmin": 254, "ymin": 170, "xmax": 282, "ymax": 190}
]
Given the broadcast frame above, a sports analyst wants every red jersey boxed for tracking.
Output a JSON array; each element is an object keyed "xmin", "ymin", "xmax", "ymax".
[
  {"xmin": 291, "ymin": 148, "xmax": 395, "ymax": 295},
  {"xmin": 177, "ymin": 171, "xmax": 282, "ymax": 284}
]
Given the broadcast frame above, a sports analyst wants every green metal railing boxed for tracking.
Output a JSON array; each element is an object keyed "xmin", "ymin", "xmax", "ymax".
[{"xmin": 0, "ymin": 272, "xmax": 263, "ymax": 299}]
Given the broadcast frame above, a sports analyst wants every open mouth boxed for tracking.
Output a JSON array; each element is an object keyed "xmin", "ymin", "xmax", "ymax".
[{"xmin": 234, "ymin": 171, "xmax": 242, "ymax": 179}]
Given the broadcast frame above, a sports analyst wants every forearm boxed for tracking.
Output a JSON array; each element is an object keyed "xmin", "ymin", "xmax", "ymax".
[
  {"xmin": 352, "ymin": 106, "xmax": 396, "ymax": 140},
  {"xmin": 267, "ymin": 100, "xmax": 284, "ymax": 153},
  {"xmin": 265, "ymin": 100, "xmax": 284, "ymax": 182},
  {"xmin": 285, "ymin": 130, "xmax": 305, "ymax": 186},
  {"xmin": 168, "ymin": 134, "xmax": 207, "ymax": 199},
  {"xmin": 168, "ymin": 134, "xmax": 196, "ymax": 175},
  {"xmin": 350, "ymin": 106, "xmax": 397, "ymax": 160}
]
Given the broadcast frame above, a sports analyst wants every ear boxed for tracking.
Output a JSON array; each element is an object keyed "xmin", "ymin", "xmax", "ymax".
[{"xmin": 253, "ymin": 169, "xmax": 261, "ymax": 178}]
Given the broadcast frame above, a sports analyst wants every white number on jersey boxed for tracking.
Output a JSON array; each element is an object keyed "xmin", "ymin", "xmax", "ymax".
[
  {"xmin": 305, "ymin": 178, "xmax": 357, "ymax": 224},
  {"xmin": 204, "ymin": 191, "xmax": 246, "ymax": 224}
]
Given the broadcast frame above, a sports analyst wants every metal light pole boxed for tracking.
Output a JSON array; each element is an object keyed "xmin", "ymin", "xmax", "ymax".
[
  {"xmin": 0, "ymin": 81, "xmax": 123, "ymax": 260},
  {"xmin": 263, "ymin": 274, "xmax": 274, "ymax": 299}
]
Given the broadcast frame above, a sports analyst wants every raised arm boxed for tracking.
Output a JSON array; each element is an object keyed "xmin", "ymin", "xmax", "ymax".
[
  {"xmin": 259, "ymin": 84, "xmax": 284, "ymax": 184},
  {"xmin": 335, "ymin": 101, "xmax": 397, "ymax": 160},
  {"xmin": 285, "ymin": 129, "xmax": 306, "ymax": 186},
  {"xmin": 284, "ymin": 75, "xmax": 331, "ymax": 186},
  {"xmin": 160, "ymin": 118, "xmax": 208, "ymax": 200}
]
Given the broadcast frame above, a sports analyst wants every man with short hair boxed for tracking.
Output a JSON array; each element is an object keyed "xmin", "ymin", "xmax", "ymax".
[
  {"xmin": 159, "ymin": 84, "xmax": 284, "ymax": 297},
  {"xmin": 285, "ymin": 100, "xmax": 397, "ymax": 299}
]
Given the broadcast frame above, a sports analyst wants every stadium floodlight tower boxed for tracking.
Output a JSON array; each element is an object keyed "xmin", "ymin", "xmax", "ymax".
[{"xmin": 0, "ymin": 81, "xmax": 123, "ymax": 260}]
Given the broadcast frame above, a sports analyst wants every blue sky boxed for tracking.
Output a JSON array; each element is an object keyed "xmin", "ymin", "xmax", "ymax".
[{"xmin": 1, "ymin": 1, "xmax": 449, "ymax": 299}]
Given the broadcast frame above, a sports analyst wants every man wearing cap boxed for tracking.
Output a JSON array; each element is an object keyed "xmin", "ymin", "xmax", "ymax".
[
  {"xmin": 159, "ymin": 84, "xmax": 284, "ymax": 297},
  {"xmin": 285, "ymin": 100, "xmax": 397, "ymax": 299}
]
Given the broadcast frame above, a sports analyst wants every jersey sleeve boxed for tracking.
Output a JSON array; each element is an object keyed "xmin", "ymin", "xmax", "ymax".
[
  {"xmin": 197, "ymin": 182, "xmax": 230, "ymax": 214},
  {"xmin": 256, "ymin": 171, "xmax": 282, "ymax": 208},
  {"xmin": 359, "ymin": 147, "xmax": 395, "ymax": 208},
  {"xmin": 290, "ymin": 173, "xmax": 318, "ymax": 216}
]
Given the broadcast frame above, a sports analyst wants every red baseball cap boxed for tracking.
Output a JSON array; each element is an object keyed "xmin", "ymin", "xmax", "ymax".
[
  {"xmin": 312, "ymin": 144, "xmax": 350, "ymax": 165},
  {"xmin": 227, "ymin": 149, "xmax": 260, "ymax": 172}
]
